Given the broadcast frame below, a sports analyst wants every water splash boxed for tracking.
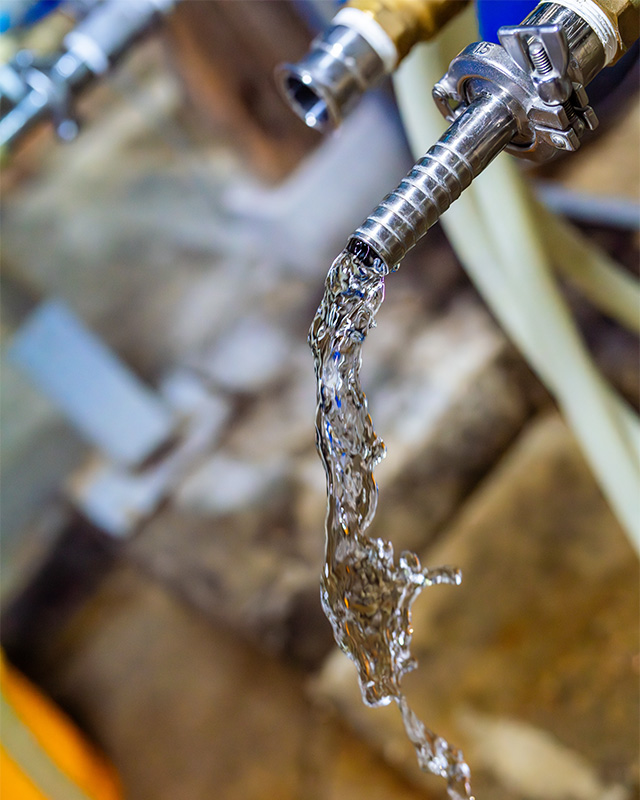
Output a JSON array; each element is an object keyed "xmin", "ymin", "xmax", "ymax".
[{"xmin": 309, "ymin": 249, "xmax": 473, "ymax": 800}]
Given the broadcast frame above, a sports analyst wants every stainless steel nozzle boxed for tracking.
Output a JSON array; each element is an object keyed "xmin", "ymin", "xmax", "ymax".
[
  {"xmin": 275, "ymin": 23, "xmax": 387, "ymax": 132},
  {"xmin": 345, "ymin": 0, "xmax": 631, "ymax": 270},
  {"xmin": 348, "ymin": 94, "xmax": 517, "ymax": 269}
]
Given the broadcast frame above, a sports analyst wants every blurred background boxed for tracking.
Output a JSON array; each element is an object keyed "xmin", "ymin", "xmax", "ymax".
[{"xmin": 0, "ymin": 2, "xmax": 638, "ymax": 799}]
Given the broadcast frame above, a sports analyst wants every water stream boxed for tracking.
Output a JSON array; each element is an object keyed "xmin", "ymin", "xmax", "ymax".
[{"xmin": 309, "ymin": 248, "xmax": 473, "ymax": 800}]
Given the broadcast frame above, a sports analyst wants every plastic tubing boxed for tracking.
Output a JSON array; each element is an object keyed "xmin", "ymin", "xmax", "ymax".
[{"xmin": 532, "ymin": 199, "xmax": 640, "ymax": 334}]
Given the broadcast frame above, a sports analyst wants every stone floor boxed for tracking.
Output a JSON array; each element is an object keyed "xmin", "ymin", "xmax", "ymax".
[
  {"xmin": 1, "ymin": 19, "xmax": 639, "ymax": 800},
  {"xmin": 3, "ymin": 411, "xmax": 637, "ymax": 800}
]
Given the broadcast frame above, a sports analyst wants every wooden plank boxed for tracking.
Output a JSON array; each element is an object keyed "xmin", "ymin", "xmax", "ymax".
[{"xmin": 166, "ymin": 0, "xmax": 321, "ymax": 182}]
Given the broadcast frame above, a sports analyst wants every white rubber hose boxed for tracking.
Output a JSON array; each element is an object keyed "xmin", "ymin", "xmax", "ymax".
[{"xmin": 532, "ymin": 199, "xmax": 640, "ymax": 334}]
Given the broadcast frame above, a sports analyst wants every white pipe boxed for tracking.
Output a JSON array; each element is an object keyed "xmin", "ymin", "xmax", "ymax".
[{"xmin": 532, "ymin": 199, "xmax": 640, "ymax": 333}]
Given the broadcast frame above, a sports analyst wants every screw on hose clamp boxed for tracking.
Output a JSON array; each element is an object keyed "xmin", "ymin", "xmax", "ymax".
[
  {"xmin": 432, "ymin": 30, "xmax": 599, "ymax": 161},
  {"xmin": 432, "ymin": 83, "xmax": 464, "ymax": 123},
  {"xmin": 498, "ymin": 22, "xmax": 598, "ymax": 152},
  {"xmin": 498, "ymin": 23, "xmax": 573, "ymax": 105}
]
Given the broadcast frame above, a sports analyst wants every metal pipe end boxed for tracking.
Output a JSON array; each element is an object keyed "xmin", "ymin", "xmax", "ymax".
[
  {"xmin": 346, "ymin": 237, "xmax": 387, "ymax": 269},
  {"xmin": 348, "ymin": 219, "xmax": 405, "ymax": 272},
  {"xmin": 275, "ymin": 24, "xmax": 387, "ymax": 132},
  {"xmin": 275, "ymin": 63, "xmax": 338, "ymax": 132},
  {"xmin": 348, "ymin": 95, "xmax": 518, "ymax": 272}
]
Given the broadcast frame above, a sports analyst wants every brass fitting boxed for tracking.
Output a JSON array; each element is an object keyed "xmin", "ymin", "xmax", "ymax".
[
  {"xmin": 346, "ymin": 0, "xmax": 469, "ymax": 62},
  {"xmin": 593, "ymin": 0, "xmax": 640, "ymax": 61}
]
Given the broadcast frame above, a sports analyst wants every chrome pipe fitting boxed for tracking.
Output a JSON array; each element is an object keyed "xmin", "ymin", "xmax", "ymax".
[
  {"xmin": 276, "ymin": 1, "xmax": 469, "ymax": 131},
  {"xmin": 275, "ymin": 22, "xmax": 388, "ymax": 132}
]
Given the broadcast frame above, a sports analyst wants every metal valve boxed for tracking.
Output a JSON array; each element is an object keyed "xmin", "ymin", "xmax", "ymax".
[
  {"xmin": 348, "ymin": 0, "xmax": 636, "ymax": 269},
  {"xmin": 0, "ymin": 0, "xmax": 176, "ymax": 151}
]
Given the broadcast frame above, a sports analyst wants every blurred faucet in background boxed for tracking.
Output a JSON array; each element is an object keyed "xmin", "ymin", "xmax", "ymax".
[{"xmin": 0, "ymin": 0, "xmax": 177, "ymax": 150}]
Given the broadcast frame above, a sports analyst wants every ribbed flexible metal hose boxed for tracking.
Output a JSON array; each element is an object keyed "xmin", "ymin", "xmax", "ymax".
[{"xmin": 348, "ymin": 93, "xmax": 517, "ymax": 268}]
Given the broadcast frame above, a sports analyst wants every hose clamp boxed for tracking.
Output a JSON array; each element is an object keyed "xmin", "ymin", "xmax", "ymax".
[{"xmin": 432, "ymin": 26, "xmax": 598, "ymax": 162}]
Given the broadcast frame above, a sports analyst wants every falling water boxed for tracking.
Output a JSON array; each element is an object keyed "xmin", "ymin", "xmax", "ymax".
[{"xmin": 309, "ymin": 248, "xmax": 473, "ymax": 800}]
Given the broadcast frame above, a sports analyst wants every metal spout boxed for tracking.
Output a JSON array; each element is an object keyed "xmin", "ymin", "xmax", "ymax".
[
  {"xmin": 348, "ymin": 94, "xmax": 517, "ymax": 269},
  {"xmin": 276, "ymin": 1, "xmax": 470, "ymax": 131}
]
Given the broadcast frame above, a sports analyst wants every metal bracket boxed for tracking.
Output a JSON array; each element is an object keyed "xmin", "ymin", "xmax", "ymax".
[
  {"xmin": 4, "ymin": 50, "xmax": 81, "ymax": 143},
  {"xmin": 23, "ymin": 66, "xmax": 80, "ymax": 141},
  {"xmin": 572, "ymin": 83, "xmax": 598, "ymax": 131},
  {"xmin": 432, "ymin": 83, "xmax": 465, "ymax": 124}
]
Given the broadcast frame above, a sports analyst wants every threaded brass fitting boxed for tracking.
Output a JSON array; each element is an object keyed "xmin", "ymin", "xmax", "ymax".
[
  {"xmin": 593, "ymin": 0, "xmax": 639, "ymax": 61},
  {"xmin": 347, "ymin": 0, "xmax": 469, "ymax": 61}
]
